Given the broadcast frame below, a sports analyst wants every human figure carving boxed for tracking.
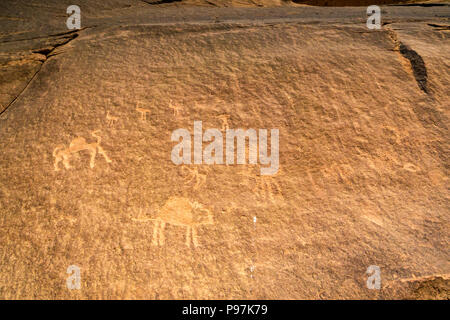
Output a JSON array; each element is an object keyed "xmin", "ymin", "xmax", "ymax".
[
  {"xmin": 53, "ymin": 130, "xmax": 112, "ymax": 171},
  {"xmin": 132, "ymin": 197, "xmax": 213, "ymax": 247}
]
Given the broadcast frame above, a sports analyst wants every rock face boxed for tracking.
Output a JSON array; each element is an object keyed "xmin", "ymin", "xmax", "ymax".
[{"xmin": 0, "ymin": 1, "xmax": 449, "ymax": 299}]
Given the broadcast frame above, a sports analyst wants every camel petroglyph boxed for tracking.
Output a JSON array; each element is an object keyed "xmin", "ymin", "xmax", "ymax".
[
  {"xmin": 53, "ymin": 130, "xmax": 112, "ymax": 171},
  {"xmin": 132, "ymin": 197, "xmax": 213, "ymax": 247}
]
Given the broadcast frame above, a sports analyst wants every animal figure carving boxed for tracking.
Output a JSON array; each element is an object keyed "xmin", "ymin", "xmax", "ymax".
[
  {"xmin": 106, "ymin": 111, "xmax": 118, "ymax": 127},
  {"xmin": 218, "ymin": 114, "xmax": 230, "ymax": 131},
  {"xmin": 132, "ymin": 197, "xmax": 213, "ymax": 247},
  {"xmin": 136, "ymin": 107, "xmax": 150, "ymax": 120},
  {"xmin": 240, "ymin": 166, "xmax": 283, "ymax": 203},
  {"xmin": 182, "ymin": 166, "xmax": 209, "ymax": 190},
  {"xmin": 169, "ymin": 100, "xmax": 181, "ymax": 117},
  {"xmin": 53, "ymin": 130, "xmax": 112, "ymax": 171}
]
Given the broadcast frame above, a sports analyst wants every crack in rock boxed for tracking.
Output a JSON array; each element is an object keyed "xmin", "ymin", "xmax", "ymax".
[
  {"xmin": 142, "ymin": 0, "xmax": 182, "ymax": 5},
  {"xmin": 427, "ymin": 23, "xmax": 450, "ymax": 31},
  {"xmin": 388, "ymin": 29, "xmax": 429, "ymax": 94},
  {"xmin": 32, "ymin": 33, "xmax": 79, "ymax": 58},
  {"xmin": 398, "ymin": 43, "xmax": 428, "ymax": 94},
  {"xmin": 0, "ymin": 32, "xmax": 80, "ymax": 117}
]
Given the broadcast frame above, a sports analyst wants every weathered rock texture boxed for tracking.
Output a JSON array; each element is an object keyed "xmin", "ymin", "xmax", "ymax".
[{"xmin": 0, "ymin": 1, "xmax": 449, "ymax": 299}]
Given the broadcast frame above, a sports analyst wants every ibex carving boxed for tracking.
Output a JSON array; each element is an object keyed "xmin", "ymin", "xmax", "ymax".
[
  {"xmin": 136, "ymin": 107, "xmax": 150, "ymax": 121},
  {"xmin": 106, "ymin": 111, "xmax": 118, "ymax": 127}
]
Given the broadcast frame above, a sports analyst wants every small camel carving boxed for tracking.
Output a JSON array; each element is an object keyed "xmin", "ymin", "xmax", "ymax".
[
  {"xmin": 106, "ymin": 111, "xmax": 118, "ymax": 127},
  {"xmin": 132, "ymin": 197, "xmax": 213, "ymax": 247},
  {"xmin": 136, "ymin": 107, "xmax": 150, "ymax": 121},
  {"xmin": 53, "ymin": 130, "xmax": 112, "ymax": 171}
]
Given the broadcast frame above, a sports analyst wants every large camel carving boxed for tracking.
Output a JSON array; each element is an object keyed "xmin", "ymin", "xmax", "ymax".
[
  {"xmin": 132, "ymin": 197, "xmax": 214, "ymax": 247},
  {"xmin": 53, "ymin": 130, "xmax": 112, "ymax": 171}
]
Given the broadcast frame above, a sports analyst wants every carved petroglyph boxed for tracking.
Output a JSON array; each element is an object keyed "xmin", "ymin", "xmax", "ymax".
[
  {"xmin": 136, "ymin": 107, "xmax": 150, "ymax": 121},
  {"xmin": 403, "ymin": 163, "xmax": 420, "ymax": 172},
  {"xmin": 169, "ymin": 100, "xmax": 181, "ymax": 117},
  {"xmin": 218, "ymin": 114, "xmax": 230, "ymax": 131},
  {"xmin": 362, "ymin": 214, "xmax": 384, "ymax": 227},
  {"xmin": 106, "ymin": 111, "xmax": 118, "ymax": 127},
  {"xmin": 259, "ymin": 175, "xmax": 283, "ymax": 202},
  {"xmin": 53, "ymin": 130, "xmax": 112, "ymax": 171},
  {"xmin": 240, "ymin": 166, "xmax": 283, "ymax": 203},
  {"xmin": 132, "ymin": 197, "xmax": 213, "ymax": 248},
  {"xmin": 130, "ymin": 208, "xmax": 148, "ymax": 222},
  {"xmin": 182, "ymin": 166, "xmax": 209, "ymax": 190},
  {"xmin": 384, "ymin": 125, "xmax": 410, "ymax": 145}
]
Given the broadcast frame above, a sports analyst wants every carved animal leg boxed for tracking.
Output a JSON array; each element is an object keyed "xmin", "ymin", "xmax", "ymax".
[
  {"xmin": 266, "ymin": 180, "xmax": 275, "ymax": 202},
  {"xmin": 194, "ymin": 176, "xmax": 201, "ymax": 190},
  {"xmin": 254, "ymin": 180, "xmax": 262, "ymax": 199},
  {"xmin": 200, "ymin": 174, "xmax": 206, "ymax": 187},
  {"xmin": 159, "ymin": 222, "xmax": 166, "ymax": 245},
  {"xmin": 185, "ymin": 173, "xmax": 195, "ymax": 185},
  {"xmin": 54, "ymin": 157, "xmax": 61, "ymax": 171},
  {"xmin": 307, "ymin": 170, "xmax": 316, "ymax": 190},
  {"xmin": 97, "ymin": 146, "xmax": 112, "ymax": 163},
  {"xmin": 272, "ymin": 179, "xmax": 282, "ymax": 193},
  {"xmin": 273, "ymin": 181, "xmax": 283, "ymax": 199},
  {"xmin": 62, "ymin": 155, "xmax": 72, "ymax": 169},
  {"xmin": 185, "ymin": 226, "xmax": 191, "ymax": 247},
  {"xmin": 257, "ymin": 180, "xmax": 266, "ymax": 201},
  {"xmin": 152, "ymin": 221, "xmax": 160, "ymax": 246},
  {"xmin": 89, "ymin": 149, "xmax": 97, "ymax": 168},
  {"xmin": 192, "ymin": 227, "xmax": 198, "ymax": 247},
  {"xmin": 195, "ymin": 174, "xmax": 206, "ymax": 190}
]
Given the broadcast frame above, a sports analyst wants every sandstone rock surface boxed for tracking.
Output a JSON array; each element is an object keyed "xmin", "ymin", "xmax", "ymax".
[{"xmin": 0, "ymin": 1, "xmax": 449, "ymax": 299}]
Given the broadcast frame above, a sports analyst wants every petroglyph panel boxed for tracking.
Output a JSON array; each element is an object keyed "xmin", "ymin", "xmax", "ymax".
[{"xmin": 0, "ymin": 4, "xmax": 448, "ymax": 300}]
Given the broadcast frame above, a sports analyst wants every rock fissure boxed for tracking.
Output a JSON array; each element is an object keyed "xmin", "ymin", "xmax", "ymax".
[
  {"xmin": 388, "ymin": 28, "xmax": 429, "ymax": 94},
  {"xmin": 0, "ymin": 32, "xmax": 80, "ymax": 117}
]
